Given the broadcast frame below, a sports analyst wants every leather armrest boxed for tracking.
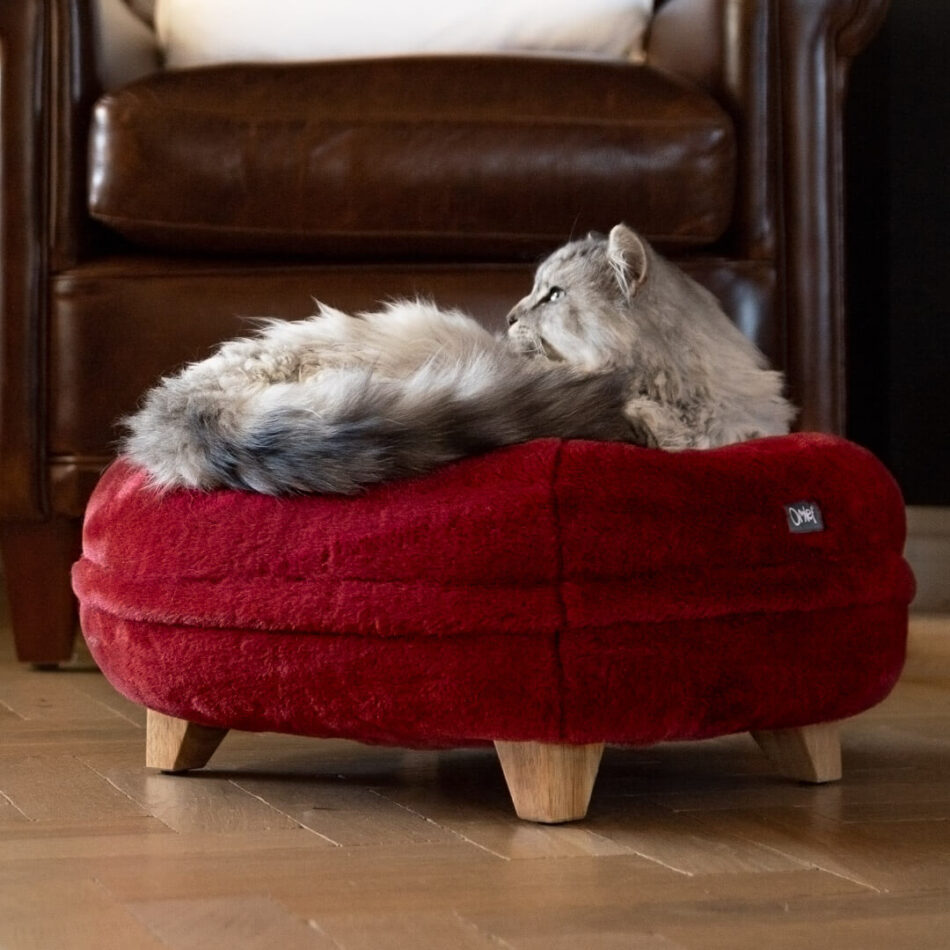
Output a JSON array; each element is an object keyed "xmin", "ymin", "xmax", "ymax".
[
  {"xmin": 775, "ymin": 0, "xmax": 889, "ymax": 433},
  {"xmin": 0, "ymin": 0, "xmax": 49, "ymax": 518},
  {"xmin": 0, "ymin": 0, "xmax": 107, "ymax": 518},
  {"xmin": 51, "ymin": 0, "xmax": 106, "ymax": 270},
  {"xmin": 649, "ymin": 0, "xmax": 889, "ymax": 432}
]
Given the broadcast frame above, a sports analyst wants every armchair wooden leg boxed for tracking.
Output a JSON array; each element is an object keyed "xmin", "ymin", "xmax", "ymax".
[
  {"xmin": 0, "ymin": 517, "xmax": 82, "ymax": 665},
  {"xmin": 752, "ymin": 722, "xmax": 842, "ymax": 783},
  {"xmin": 494, "ymin": 741, "xmax": 604, "ymax": 823},
  {"xmin": 146, "ymin": 709, "xmax": 229, "ymax": 773}
]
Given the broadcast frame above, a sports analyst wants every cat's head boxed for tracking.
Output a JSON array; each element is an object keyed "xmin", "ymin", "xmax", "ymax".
[{"xmin": 506, "ymin": 224, "xmax": 651, "ymax": 371}]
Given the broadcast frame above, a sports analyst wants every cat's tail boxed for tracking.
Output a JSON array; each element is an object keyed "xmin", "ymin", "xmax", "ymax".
[{"xmin": 121, "ymin": 356, "xmax": 640, "ymax": 495}]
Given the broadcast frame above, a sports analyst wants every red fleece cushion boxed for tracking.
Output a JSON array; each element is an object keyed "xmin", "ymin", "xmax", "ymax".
[{"xmin": 73, "ymin": 435, "xmax": 914, "ymax": 748}]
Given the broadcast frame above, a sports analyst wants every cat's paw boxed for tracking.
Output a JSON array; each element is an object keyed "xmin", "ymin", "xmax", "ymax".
[{"xmin": 623, "ymin": 397, "xmax": 692, "ymax": 450}]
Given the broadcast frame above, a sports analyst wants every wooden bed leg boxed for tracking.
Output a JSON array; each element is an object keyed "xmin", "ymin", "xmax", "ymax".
[
  {"xmin": 146, "ymin": 709, "xmax": 229, "ymax": 773},
  {"xmin": 494, "ymin": 741, "xmax": 604, "ymax": 823},
  {"xmin": 752, "ymin": 722, "xmax": 842, "ymax": 783}
]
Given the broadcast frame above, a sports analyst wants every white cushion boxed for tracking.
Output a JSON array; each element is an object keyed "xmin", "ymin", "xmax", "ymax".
[{"xmin": 155, "ymin": 0, "xmax": 653, "ymax": 69}]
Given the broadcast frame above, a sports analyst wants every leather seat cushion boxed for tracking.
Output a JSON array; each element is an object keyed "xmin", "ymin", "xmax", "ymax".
[{"xmin": 88, "ymin": 56, "xmax": 736, "ymax": 259}]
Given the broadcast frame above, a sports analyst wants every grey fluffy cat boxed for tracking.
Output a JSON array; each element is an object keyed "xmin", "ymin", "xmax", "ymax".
[{"xmin": 123, "ymin": 224, "xmax": 795, "ymax": 494}]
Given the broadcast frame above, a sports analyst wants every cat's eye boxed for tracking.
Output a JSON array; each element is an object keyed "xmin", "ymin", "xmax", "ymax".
[{"xmin": 542, "ymin": 287, "xmax": 565, "ymax": 304}]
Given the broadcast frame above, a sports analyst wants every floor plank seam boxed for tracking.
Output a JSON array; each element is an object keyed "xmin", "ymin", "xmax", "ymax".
[
  {"xmin": 368, "ymin": 788, "xmax": 514, "ymax": 861},
  {"xmin": 0, "ymin": 788, "xmax": 30, "ymax": 820},
  {"xmin": 704, "ymin": 823, "xmax": 884, "ymax": 894},
  {"xmin": 78, "ymin": 756, "xmax": 157, "ymax": 820},
  {"xmin": 229, "ymin": 778, "xmax": 345, "ymax": 847},
  {"xmin": 2, "ymin": 600, "xmax": 949, "ymax": 948}
]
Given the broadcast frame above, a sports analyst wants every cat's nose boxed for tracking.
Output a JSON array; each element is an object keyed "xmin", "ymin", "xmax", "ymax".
[{"xmin": 506, "ymin": 308, "xmax": 519, "ymax": 327}]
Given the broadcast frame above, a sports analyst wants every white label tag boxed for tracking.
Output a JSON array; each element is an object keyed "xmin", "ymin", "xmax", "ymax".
[{"xmin": 785, "ymin": 501, "xmax": 825, "ymax": 533}]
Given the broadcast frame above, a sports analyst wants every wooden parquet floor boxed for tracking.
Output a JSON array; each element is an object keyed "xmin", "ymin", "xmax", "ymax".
[{"xmin": 1, "ymin": 580, "xmax": 949, "ymax": 948}]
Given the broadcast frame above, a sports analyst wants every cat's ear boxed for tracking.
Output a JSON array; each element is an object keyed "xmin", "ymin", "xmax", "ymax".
[{"xmin": 607, "ymin": 224, "xmax": 649, "ymax": 296}]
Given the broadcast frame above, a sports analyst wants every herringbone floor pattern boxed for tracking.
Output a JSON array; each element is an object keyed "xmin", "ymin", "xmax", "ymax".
[{"xmin": 1, "ymin": 578, "xmax": 949, "ymax": 949}]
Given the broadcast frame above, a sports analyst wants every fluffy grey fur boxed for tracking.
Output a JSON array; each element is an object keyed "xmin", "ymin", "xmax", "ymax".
[
  {"xmin": 122, "ymin": 224, "xmax": 794, "ymax": 494},
  {"xmin": 507, "ymin": 224, "xmax": 795, "ymax": 449}
]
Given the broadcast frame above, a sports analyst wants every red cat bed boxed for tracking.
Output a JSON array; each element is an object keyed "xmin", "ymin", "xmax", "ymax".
[{"xmin": 72, "ymin": 434, "xmax": 914, "ymax": 822}]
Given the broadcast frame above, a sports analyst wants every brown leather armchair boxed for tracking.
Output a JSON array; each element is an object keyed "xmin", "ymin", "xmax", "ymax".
[{"xmin": 0, "ymin": 0, "xmax": 889, "ymax": 664}]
